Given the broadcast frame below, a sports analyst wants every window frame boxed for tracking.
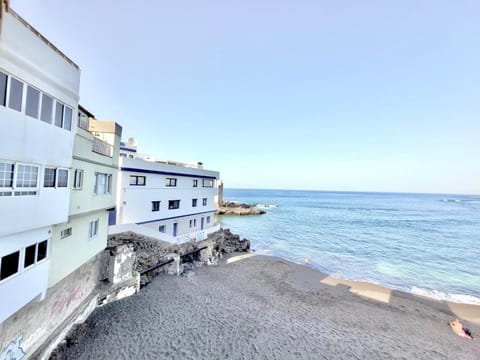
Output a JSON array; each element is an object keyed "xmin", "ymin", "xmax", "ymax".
[
  {"xmin": 73, "ymin": 169, "xmax": 83, "ymax": 189},
  {"xmin": 165, "ymin": 178, "xmax": 177, "ymax": 187},
  {"xmin": 88, "ymin": 219, "xmax": 99, "ymax": 239},
  {"xmin": 152, "ymin": 201, "xmax": 160, "ymax": 212},
  {"xmin": 192, "ymin": 198, "xmax": 198, "ymax": 207},
  {"xmin": 8, "ymin": 76, "xmax": 24, "ymax": 112},
  {"xmin": 202, "ymin": 178, "xmax": 214, "ymax": 188},
  {"xmin": 202, "ymin": 198, "xmax": 208, "ymax": 206},
  {"xmin": 25, "ymin": 85, "xmax": 40, "ymax": 119},
  {"xmin": 192, "ymin": 179, "xmax": 198, "ymax": 187},
  {"xmin": 129, "ymin": 175, "xmax": 146, "ymax": 186},
  {"xmin": 94, "ymin": 172, "xmax": 112, "ymax": 195},
  {"xmin": 168, "ymin": 200, "xmax": 180, "ymax": 210}
]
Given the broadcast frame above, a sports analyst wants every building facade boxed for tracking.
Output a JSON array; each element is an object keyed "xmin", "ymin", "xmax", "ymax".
[
  {"xmin": 0, "ymin": 4, "xmax": 79, "ymax": 323},
  {"xmin": 115, "ymin": 145, "xmax": 221, "ymax": 243},
  {"xmin": 49, "ymin": 110, "xmax": 122, "ymax": 286}
]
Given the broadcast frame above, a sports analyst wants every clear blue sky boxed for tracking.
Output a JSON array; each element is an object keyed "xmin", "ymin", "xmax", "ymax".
[{"xmin": 11, "ymin": 0, "xmax": 480, "ymax": 194}]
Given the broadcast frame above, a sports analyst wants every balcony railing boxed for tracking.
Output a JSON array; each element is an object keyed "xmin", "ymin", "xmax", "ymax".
[{"xmin": 92, "ymin": 137, "xmax": 113, "ymax": 157}]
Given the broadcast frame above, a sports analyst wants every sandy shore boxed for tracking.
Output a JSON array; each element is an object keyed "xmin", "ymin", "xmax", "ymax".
[{"xmin": 59, "ymin": 254, "xmax": 480, "ymax": 359}]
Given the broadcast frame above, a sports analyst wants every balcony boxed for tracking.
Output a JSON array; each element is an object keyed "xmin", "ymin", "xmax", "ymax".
[{"xmin": 92, "ymin": 137, "xmax": 113, "ymax": 157}]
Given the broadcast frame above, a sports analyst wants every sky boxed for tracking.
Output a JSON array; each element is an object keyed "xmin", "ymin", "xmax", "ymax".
[{"xmin": 10, "ymin": 0, "xmax": 480, "ymax": 194}]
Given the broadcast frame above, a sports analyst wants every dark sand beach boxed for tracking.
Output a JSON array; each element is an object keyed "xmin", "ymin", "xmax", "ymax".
[{"xmin": 59, "ymin": 254, "xmax": 480, "ymax": 359}]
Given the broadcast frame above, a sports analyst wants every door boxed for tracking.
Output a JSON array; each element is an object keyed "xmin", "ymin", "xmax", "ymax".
[
  {"xmin": 201, "ymin": 217, "xmax": 204, "ymax": 230},
  {"xmin": 173, "ymin": 222, "xmax": 178, "ymax": 237}
]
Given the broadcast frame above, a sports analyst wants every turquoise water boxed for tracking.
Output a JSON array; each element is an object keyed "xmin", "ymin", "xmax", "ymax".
[{"xmin": 219, "ymin": 189, "xmax": 480, "ymax": 304}]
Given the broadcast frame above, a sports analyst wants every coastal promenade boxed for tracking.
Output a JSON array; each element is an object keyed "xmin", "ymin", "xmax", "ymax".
[{"xmin": 59, "ymin": 255, "xmax": 480, "ymax": 359}]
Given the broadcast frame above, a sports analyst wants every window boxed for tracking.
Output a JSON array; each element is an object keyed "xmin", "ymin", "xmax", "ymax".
[
  {"xmin": 43, "ymin": 168, "xmax": 56, "ymax": 187},
  {"xmin": 95, "ymin": 173, "xmax": 111, "ymax": 194},
  {"xmin": 54, "ymin": 102, "xmax": 64, "ymax": 128},
  {"xmin": 168, "ymin": 200, "xmax": 180, "ymax": 209},
  {"xmin": 40, "ymin": 94, "xmax": 53, "ymax": 123},
  {"xmin": 202, "ymin": 198, "xmax": 208, "ymax": 206},
  {"xmin": 158, "ymin": 225, "xmax": 166, "ymax": 233},
  {"xmin": 192, "ymin": 198, "xmax": 197, "ymax": 207},
  {"xmin": 88, "ymin": 219, "xmax": 99, "ymax": 238},
  {"xmin": 74, "ymin": 169, "xmax": 83, "ymax": 189},
  {"xmin": 152, "ymin": 201, "xmax": 160, "ymax": 212},
  {"xmin": 166, "ymin": 178, "xmax": 177, "ymax": 187},
  {"xmin": 24, "ymin": 244, "xmax": 36, "ymax": 268},
  {"xmin": 25, "ymin": 86, "xmax": 40, "ymax": 118},
  {"xmin": 0, "ymin": 71, "xmax": 6, "ymax": 106},
  {"xmin": 60, "ymin": 227, "xmax": 72, "ymax": 239},
  {"xmin": 189, "ymin": 219, "xmax": 193, "ymax": 228},
  {"xmin": 0, "ymin": 162, "xmax": 14, "ymax": 188},
  {"xmin": 193, "ymin": 179, "xmax": 198, "ymax": 187},
  {"xmin": 129, "ymin": 175, "xmax": 145, "ymax": 186},
  {"xmin": 57, "ymin": 169, "xmax": 68, "ymax": 187},
  {"xmin": 8, "ymin": 77, "xmax": 23, "ymax": 112},
  {"xmin": 64, "ymin": 107, "xmax": 72, "ymax": 130},
  {"xmin": 37, "ymin": 240, "xmax": 48, "ymax": 261},
  {"xmin": 202, "ymin": 178, "xmax": 214, "ymax": 188},
  {"xmin": 0, "ymin": 251, "xmax": 19, "ymax": 280},
  {"xmin": 16, "ymin": 164, "xmax": 38, "ymax": 188},
  {"xmin": 207, "ymin": 216, "xmax": 211, "ymax": 224},
  {"xmin": 193, "ymin": 219, "xmax": 197, "ymax": 227}
]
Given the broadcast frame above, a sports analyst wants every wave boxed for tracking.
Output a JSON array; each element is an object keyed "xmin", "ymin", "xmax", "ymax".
[{"xmin": 411, "ymin": 286, "xmax": 480, "ymax": 305}]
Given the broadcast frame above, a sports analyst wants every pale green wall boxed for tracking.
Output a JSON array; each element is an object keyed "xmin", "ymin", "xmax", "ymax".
[{"xmin": 49, "ymin": 211, "xmax": 108, "ymax": 286}]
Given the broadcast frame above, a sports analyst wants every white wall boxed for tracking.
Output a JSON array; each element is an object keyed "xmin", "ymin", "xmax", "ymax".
[
  {"xmin": 117, "ymin": 158, "xmax": 219, "ymax": 229},
  {"xmin": 0, "ymin": 227, "xmax": 51, "ymax": 323}
]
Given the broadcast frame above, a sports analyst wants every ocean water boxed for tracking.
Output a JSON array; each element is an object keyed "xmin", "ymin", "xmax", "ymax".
[{"xmin": 219, "ymin": 189, "xmax": 480, "ymax": 305}]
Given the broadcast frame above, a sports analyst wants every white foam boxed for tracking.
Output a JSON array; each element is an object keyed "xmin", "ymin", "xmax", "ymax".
[{"xmin": 411, "ymin": 286, "xmax": 480, "ymax": 305}]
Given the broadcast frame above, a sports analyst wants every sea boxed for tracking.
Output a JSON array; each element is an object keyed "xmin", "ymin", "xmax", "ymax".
[{"xmin": 218, "ymin": 189, "xmax": 480, "ymax": 305}]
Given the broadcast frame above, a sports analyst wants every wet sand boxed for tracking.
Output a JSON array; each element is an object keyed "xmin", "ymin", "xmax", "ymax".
[{"xmin": 59, "ymin": 254, "xmax": 480, "ymax": 359}]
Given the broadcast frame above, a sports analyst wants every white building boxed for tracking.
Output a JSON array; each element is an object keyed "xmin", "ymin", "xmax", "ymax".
[
  {"xmin": 114, "ymin": 142, "xmax": 221, "ymax": 243},
  {"xmin": 0, "ymin": 4, "xmax": 79, "ymax": 323}
]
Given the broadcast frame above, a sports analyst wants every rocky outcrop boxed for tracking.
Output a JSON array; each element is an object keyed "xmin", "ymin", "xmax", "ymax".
[
  {"xmin": 217, "ymin": 201, "xmax": 266, "ymax": 215},
  {"xmin": 108, "ymin": 228, "xmax": 250, "ymax": 286}
]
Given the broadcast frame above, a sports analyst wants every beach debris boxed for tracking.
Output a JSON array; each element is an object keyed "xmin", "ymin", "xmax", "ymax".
[{"xmin": 449, "ymin": 319, "xmax": 473, "ymax": 340}]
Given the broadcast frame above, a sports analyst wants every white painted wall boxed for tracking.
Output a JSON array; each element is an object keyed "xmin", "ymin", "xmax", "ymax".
[
  {"xmin": 0, "ymin": 9, "xmax": 80, "ymax": 237},
  {"xmin": 0, "ymin": 227, "xmax": 51, "ymax": 323},
  {"xmin": 117, "ymin": 157, "xmax": 220, "ymax": 237}
]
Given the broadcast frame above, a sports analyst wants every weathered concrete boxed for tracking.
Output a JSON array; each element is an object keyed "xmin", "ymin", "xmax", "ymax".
[{"xmin": 0, "ymin": 245, "xmax": 140, "ymax": 360}]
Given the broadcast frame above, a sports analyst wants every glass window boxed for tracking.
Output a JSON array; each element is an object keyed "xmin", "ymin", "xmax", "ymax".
[
  {"xmin": 24, "ymin": 244, "xmax": 36, "ymax": 268},
  {"xmin": 193, "ymin": 179, "xmax": 198, "ymax": 187},
  {"xmin": 8, "ymin": 77, "xmax": 24, "ymax": 112},
  {"xmin": 129, "ymin": 175, "xmax": 145, "ymax": 186},
  {"xmin": 25, "ymin": 86, "xmax": 40, "ymax": 118},
  {"xmin": 74, "ymin": 169, "xmax": 83, "ymax": 189},
  {"xmin": 37, "ymin": 240, "xmax": 48, "ymax": 261},
  {"xmin": 207, "ymin": 216, "xmax": 211, "ymax": 224},
  {"xmin": 55, "ymin": 102, "xmax": 64, "ymax": 128},
  {"xmin": 0, "ymin": 71, "xmax": 7, "ymax": 106},
  {"xmin": 202, "ymin": 178, "xmax": 214, "ymax": 188},
  {"xmin": 0, "ymin": 163, "xmax": 14, "ymax": 187},
  {"xmin": 57, "ymin": 169, "xmax": 68, "ymax": 187},
  {"xmin": 203, "ymin": 198, "xmax": 208, "ymax": 206},
  {"xmin": 40, "ymin": 94, "xmax": 53, "ymax": 123},
  {"xmin": 158, "ymin": 225, "xmax": 166, "ymax": 233},
  {"xmin": 63, "ymin": 107, "xmax": 72, "ymax": 130},
  {"xmin": 95, "ymin": 173, "xmax": 111, "ymax": 194},
  {"xmin": 152, "ymin": 201, "xmax": 160, "ymax": 211},
  {"xmin": 60, "ymin": 228, "xmax": 72, "ymax": 239},
  {"xmin": 43, "ymin": 168, "xmax": 56, "ymax": 187},
  {"xmin": 192, "ymin": 198, "xmax": 197, "ymax": 207},
  {"xmin": 1, "ymin": 251, "xmax": 20, "ymax": 280},
  {"xmin": 88, "ymin": 219, "xmax": 99, "ymax": 238},
  {"xmin": 168, "ymin": 200, "xmax": 180, "ymax": 209},
  {"xmin": 16, "ymin": 164, "xmax": 38, "ymax": 188},
  {"xmin": 166, "ymin": 178, "xmax": 177, "ymax": 187}
]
